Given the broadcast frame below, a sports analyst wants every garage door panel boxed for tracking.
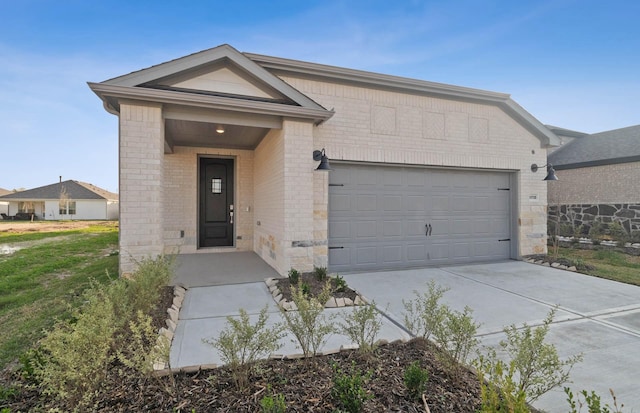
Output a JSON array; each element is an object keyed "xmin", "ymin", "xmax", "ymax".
[
  {"xmin": 329, "ymin": 164, "xmax": 512, "ymax": 272},
  {"xmin": 356, "ymin": 221, "xmax": 377, "ymax": 238},
  {"xmin": 356, "ymin": 246, "xmax": 378, "ymax": 265},
  {"xmin": 383, "ymin": 221, "xmax": 403, "ymax": 237},
  {"xmin": 357, "ymin": 195, "xmax": 377, "ymax": 211},
  {"xmin": 383, "ymin": 195, "xmax": 402, "ymax": 211},
  {"xmin": 382, "ymin": 245, "xmax": 403, "ymax": 263}
]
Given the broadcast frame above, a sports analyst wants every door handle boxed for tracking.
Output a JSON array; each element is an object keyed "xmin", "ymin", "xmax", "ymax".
[
  {"xmin": 428, "ymin": 223, "xmax": 432, "ymax": 236},
  {"xmin": 425, "ymin": 223, "xmax": 432, "ymax": 237},
  {"xmin": 230, "ymin": 204, "xmax": 234, "ymax": 224}
]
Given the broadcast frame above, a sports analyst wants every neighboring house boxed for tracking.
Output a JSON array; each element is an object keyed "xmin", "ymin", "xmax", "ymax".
[
  {"xmin": 548, "ymin": 124, "xmax": 640, "ymax": 236},
  {"xmin": 545, "ymin": 125, "xmax": 588, "ymax": 153},
  {"xmin": 89, "ymin": 44, "xmax": 559, "ymax": 276},
  {"xmin": 0, "ymin": 180, "xmax": 119, "ymax": 220},
  {"xmin": 0, "ymin": 188, "xmax": 9, "ymax": 216}
]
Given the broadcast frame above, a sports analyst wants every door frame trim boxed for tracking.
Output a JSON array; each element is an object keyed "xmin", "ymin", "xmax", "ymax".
[{"xmin": 197, "ymin": 154, "xmax": 237, "ymax": 249}]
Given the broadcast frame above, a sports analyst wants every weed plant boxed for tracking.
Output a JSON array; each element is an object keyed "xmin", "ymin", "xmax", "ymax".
[
  {"xmin": 565, "ymin": 387, "xmax": 624, "ymax": 413},
  {"xmin": 259, "ymin": 388, "xmax": 287, "ymax": 413}
]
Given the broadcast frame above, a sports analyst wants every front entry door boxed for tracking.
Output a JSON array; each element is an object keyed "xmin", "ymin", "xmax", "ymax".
[{"xmin": 199, "ymin": 158, "xmax": 234, "ymax": 247}]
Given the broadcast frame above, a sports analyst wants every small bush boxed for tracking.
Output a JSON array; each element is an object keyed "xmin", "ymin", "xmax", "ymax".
[
  {"xmin": 117, "ymin": 310, "xmax": 169, "ymax": 376},
  {"xmin": 498, "ymin": 308, "xmax": 583, "ymax": 403},
  {"xmin": 331, "ymin": 362, "xmax": 372, "ymax": 413},
  {"xmin": 280, "ymin": 281, "xmax": 335, "ymax": 357},
  {"xmin": 608, "ymin": 222, "xmax": 628, "ymax": 244},
  {"xmin": 35, "ymin": 285, "xmax": 118, "ymax": 407},
  {"xmin": 333, "ymin": 274, "xmax": 348, "ymax": 293},
  {"xmin": 314, "ymin": 266, "xmax": 328, "ymax": 281},
  {"xmin": 432, "ymin": 305, "xmax": 480, "ymax": 374},
  {"xmin": 402, "ymin": 280, "xmax": 449, "ymax": 340},
  {"xmin": 300, "ymin": 282, "xmax": 311, "ymax": 297},
  {"xmin": 260, "ymin": 388, "xmax": 287, "ymax": 413},
  {"xmin": 205, "ymin": 306, "xmax": 284, "ymax": 389},
  {"xmin": 287, "ymin": 268, "xmax": 300, "ymax": 285},
  {"xmin": 565, "ymin": 387, "xmax": 624, "ymax": 413},
  {"xmin": 403, "ymin": 361, "xmax": 429, "ymax": 401},
  {"xmin": 475, "ymin": 353, "xmax": 529, "ymax": 413},
  {"xmin": 338, "ymin": 301, "xmax": 383, "ymax": 353}
]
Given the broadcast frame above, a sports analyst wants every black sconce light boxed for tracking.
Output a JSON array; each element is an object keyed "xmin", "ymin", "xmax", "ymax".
[
  {"xmin": 313, "ymin": 148, "xmax": 331, "ymax": 171},
  {"xmin": 531, "ymin": 163, "xmax": 558, "ymax": 181}
]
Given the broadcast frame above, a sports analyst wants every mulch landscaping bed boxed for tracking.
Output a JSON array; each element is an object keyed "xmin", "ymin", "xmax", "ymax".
[
  {"xmin": 1, "ymin": 286, "xmax": 485, "ymax": 412},
  {"xmin": 275, "ymin": 272, "xmax": 360, "ymax": 304},
  {"xmin": 2, "ymin": 339, "xmax": 481, "ymax": 412}
]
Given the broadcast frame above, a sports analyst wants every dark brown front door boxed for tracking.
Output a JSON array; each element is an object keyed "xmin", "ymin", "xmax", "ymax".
[{"xmin": 199, "ymin": 158, "xmax": 234, "ymax": 247}]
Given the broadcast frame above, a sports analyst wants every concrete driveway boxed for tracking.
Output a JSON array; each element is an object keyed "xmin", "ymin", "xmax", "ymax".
[
  {"xmin": 170, "ymin": 261, "xmax": 640, "ymax": 412},
  {"xmin": 342, "ymin": 261, "xmax": 640, "ymax": 412}
]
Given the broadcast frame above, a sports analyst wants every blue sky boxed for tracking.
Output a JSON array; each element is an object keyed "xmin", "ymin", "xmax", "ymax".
[{"xmin": 1, "ymin": 0, "xmax": 638, "ymax": 193}]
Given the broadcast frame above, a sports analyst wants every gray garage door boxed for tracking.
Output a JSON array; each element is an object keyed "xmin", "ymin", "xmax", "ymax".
[{"xmin": 328, "ymin": 163, "xmax": 513, "ymax": 273}]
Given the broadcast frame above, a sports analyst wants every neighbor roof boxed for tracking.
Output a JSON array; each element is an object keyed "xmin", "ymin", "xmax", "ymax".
[
  {"xmin": 548, "ymin": 125, "xmax": 640, "ymax": 169},
  {"xmin": 0, "ymin": 188, "xmax": 10, "ymax": 196},
  {"xmin": 0, "ymin": 180, "xmax": 118, "ymax": 201}
]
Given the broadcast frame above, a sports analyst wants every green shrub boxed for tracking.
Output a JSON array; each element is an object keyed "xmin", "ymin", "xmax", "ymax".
[
  {"xmin": 26, "ymin": 255, "xmax": 174, "ymax": 409},
  {"xmin": 589, "ymin": 221, "xmax": 607, "ymax": 241},
  {"xmin": 498, "ymin": 308, "xmax": 583, "ymax": 403},
  {"xmin": 126, "ymin": 255, "xmax": 174, "ymax": 318},
  {"xmin": 333, "ymin": 274, "xmax": 348, "ymax": 293},
  {"xmin": 565, "ymin": 387, "xmax": 624, "ymax": 413},
  {"xmin": 402, "ymin": 280, "xmax": 449, "ymax": 340},
  {"xmin": 260, "ymin": 388, "xmax": 287, "ymax": 413},
  {"xmin": 338, "ymin": 301, "xmax": 383, "ymax": 353},
  {"xmin": 432, "ymin": 305, "xmax": 480, "ymax": 374},
  {"xmin": 475, "ymin": 353, "xmax": 529, "ymax": 413},
  {"xmin": 403, "ymin": 361, "xmax": 429, "ymax": 401},
  {"xmin": 287, "ymin": 268, "xmax": 300, "ymax": 285},
  {"xmin": 280, "ymin": 281, "xmax": 334, "ymax": 357},
  {"xmin": 331, "ymin": 362, "xmax": 372, "ymax": 413},
  {"xmin": 116, "ymin": 310, "xmax": 170, "ymax": 376},
  {"xmin": 205, "ymin": 306, "xmax": 284, "ymax": 389},
  {"xmin": 300, "ymin": 282, "xmax": 311, "ymax": 297},
  {"xmin": 314, "ymin": 266, "xmax": 328, "ymax": 281},
  {"xmin": 607, "ymin": 222, "xmax": 628, "ymax": 244},
  {"xmin": 35, "ymin": 285, "xmax": 118, "ymax": 407}
]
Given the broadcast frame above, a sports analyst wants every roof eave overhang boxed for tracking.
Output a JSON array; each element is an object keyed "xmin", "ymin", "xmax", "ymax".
[
  {"xmin": 88, "ymin": 82, "xmax": 334, "ymax": 125},
  {"xmin": 246, "ymin": 53, "xmax": 560, "ymax": 147},
  {"xmin": 554, "ymin": 155, "xmax": 640, "ymax": 170}
]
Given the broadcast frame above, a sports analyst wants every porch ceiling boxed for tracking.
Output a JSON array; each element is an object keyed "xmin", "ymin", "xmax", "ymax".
[{"xmin": 165, "ymin": 119, "xmax": 269, "ymax": 150}]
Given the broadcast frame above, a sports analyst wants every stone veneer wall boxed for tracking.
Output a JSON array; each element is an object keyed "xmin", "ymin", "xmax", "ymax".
[{"xmin": 548, "ymin": 203, "xmax": 640, "ymax": 235}]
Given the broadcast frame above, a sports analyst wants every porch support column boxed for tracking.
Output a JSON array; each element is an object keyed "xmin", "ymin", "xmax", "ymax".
[
  {"xmin": 282, "ymin": 119, "xmax": 316, "ymax": 272},
  {"xmin": 118, "ymin": 101, "xmax": 165, "ymax": 275}
]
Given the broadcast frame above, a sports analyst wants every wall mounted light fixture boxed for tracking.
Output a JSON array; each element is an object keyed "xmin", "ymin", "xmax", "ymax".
[
  {"xmin": 531, "ymin": 163, "xmax": 558, "ymax": 181},
  {"xmin": 216, "ymin": 125, "xmax": 225, "ymax": 134},
  {"xmin": 313, "ymin": 148, "xmax": 331, "ymax": 171}
]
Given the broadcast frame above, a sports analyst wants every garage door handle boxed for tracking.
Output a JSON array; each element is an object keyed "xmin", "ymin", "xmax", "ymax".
[{"xmin": 425, "ymin": 223, "xmax": 432, "ymax": 237}]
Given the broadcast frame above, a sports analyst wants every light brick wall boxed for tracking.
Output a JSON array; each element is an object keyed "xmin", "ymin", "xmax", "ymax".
[
  {"xmin": 254, "ymin": 128, "xmax": 285, "ymax": 271},
  {"xmin": 280, "ymin": 76, "xmax": 551, "ymax": 257},
  {"xmin": 549, "ymin": 162, "xmax": 640, "ymax": 204},
  {"xmin": 162, "ymin": 146, "xmax": 254, "ymax": 253},
  {"xmin": 119, "ymin": 102, "xmax": 164, "ymax": 275}
]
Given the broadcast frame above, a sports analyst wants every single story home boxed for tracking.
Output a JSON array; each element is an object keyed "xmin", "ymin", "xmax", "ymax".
[
  {"xmin": 89, "ymin": 44, "xmax": 559, "ymax": 276},
  {"xmin": 0, "ymin": 180, "xmax": 119, "ymax": 221},
  {"xmin": 547, "ymin": 124, "xmax": 640, "ymax": 236},
  {"xmin": 0, "ymin": 188, "xmax": 9, "ymax": 216}
]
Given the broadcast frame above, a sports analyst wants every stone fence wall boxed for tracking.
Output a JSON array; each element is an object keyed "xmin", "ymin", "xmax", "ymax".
[{"xmin": 548, "ymin": 203, "xmax": 640, "ymax": 237}]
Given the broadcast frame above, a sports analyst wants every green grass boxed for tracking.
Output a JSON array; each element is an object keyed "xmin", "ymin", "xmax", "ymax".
[
  {"xmin": 557, "ymin": 247, "xmax": 640, "ymax": 286},
  {"xmin": 0, "ymin": 223, "xmax": 119, "ymax": 368}
]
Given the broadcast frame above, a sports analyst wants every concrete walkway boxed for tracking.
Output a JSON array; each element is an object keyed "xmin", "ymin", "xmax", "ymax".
[{"xmin": 169, "ymin": 261, "xmax": 640, "ymax": 412}]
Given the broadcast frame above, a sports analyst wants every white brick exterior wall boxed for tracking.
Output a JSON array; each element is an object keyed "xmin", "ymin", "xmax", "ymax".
[
  {"xmin": 115, "ymin": 66, "xmax": 554, "ymax": 275},
  {"xmin": 119, "ymin": 102, "xmax": 165, "ymax": 275},
  {"xmin": 279, "ymin": 76, "xmax": 551, "ymax": 257}
]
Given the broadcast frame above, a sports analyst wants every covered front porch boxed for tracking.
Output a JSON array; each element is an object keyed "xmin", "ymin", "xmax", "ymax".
[
  {"xmin": 171, "ymin": 251, "xmax": 280, "ymax": 287},
  {"xmin": 89, "ymin": 45, "xmax": 333, "ymax": 277}
]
